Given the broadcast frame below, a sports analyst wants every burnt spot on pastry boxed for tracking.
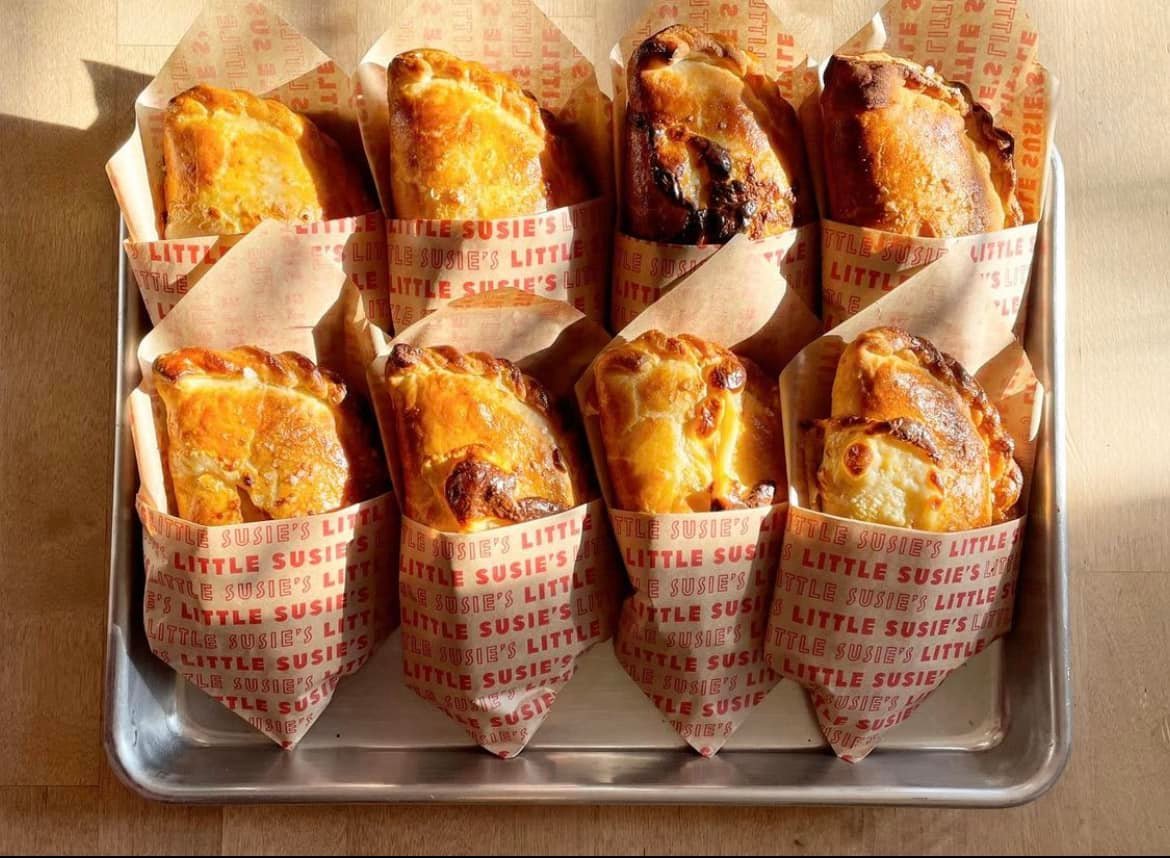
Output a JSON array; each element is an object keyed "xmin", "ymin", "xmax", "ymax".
[
  {"xmin": 707, "ymin": 359, "xmax": 746, "ymax": 392},
  {"xmin": 389, "ymin": 342, "xmax": 423, "ymax": 370},
  {"xmin": 843, "ymin": 442, "xmax": 872, "ymax": 477},
  {"xmin": 444, "ymin": 457, "xmax": 565, "ymax": 526},
  {"xmin": 693, "ymin": 396, "xmax": 722, "ymax": 438}
]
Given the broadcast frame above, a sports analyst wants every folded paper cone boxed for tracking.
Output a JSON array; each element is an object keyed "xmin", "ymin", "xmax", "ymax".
[
  {"xmin": 355, "ymin": 0, "xmax": 613, "ymax": 331},
  {"xmin": 127, "ymin": 222, "xmax": 399, "ymax": 748},
  {"xmin": 367, "ymin": 290, "xmax": 622, "ymax": 757},
  {"xmin": 576, "ymin": 234, "xmax": 822, "ymax": 754},
  {"xmin": 813, "ymin": 0, "xmax": 1058, "ymax": 333},
  {"xmin": 105, "ymin": 0, "xmax": 391, "ymax": 331},
  {"xmin": 607, "ymin": 0, "xmax": 822, "ymax": 329},
  {"xmin": 766, "ymin": 247, "xmax": 1043, "ymax": 761}
]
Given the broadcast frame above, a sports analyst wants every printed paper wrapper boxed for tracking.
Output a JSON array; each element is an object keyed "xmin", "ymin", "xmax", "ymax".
[
  {"xmin": 607, "ymin": 0, "xmax": 822, "ymax": 330},
  {"xmin": 355, "ymin": 0, "xmax": 613, "ymax": 332},
  {"xmin": 367, "ymin": 291, "xmax": 623, "ymax": 757},
  {"xmin": 105, "ymin": 0, "xmax": 391, "ymax": 331},
  {"xmin": 816, "ymin": 0, "xmax": 1057, "ymax": 333},
  {"xmin": 766, "ymin": 248, "xmax": 1043, "ymax": 761},
  {"xmin": 127, "ymin": 222, "xmax": 399, "ymax": 747},
  {"xmin": 576, "ymin": 235, "xmax": 822, "ymax": 754}
]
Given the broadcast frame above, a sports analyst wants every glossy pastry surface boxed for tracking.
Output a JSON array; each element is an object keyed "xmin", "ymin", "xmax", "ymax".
[
  {"xmin": 592, "ymin": 330, "xmax": 784, "ymax": 513},
  {"xmin": 384, "ymin": 343, "xmax": 590, "ymax": 532},
  {"xmin": 807, "ymin": 327, "xmax": 1021, "ymax": 531},
  {"xmin": 152, "ymin": 346, "xmax": 387, "ymax": 525},
  {"xmin": 388, "ymin": 48, "xmax": 593, "ymax": 219},
  {"xmin": 820, "ymin": 52, "xmax": 1023, "ymax": 237},
  {"xmin": 162, "ymin": 84, "xmax": 373, "ymax": 239}
]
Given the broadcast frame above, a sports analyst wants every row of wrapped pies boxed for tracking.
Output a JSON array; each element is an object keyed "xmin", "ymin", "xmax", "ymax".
[
  {"xmin": 159, "ymin": 26, "xmax": 1023, "ymax": 244},
  {"xmin": 153, "ymin": 325, "xmax": 1021, "ymax": 536}
]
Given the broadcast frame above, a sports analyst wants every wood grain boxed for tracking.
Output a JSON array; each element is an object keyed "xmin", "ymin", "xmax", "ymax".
[{"xmin": 1, "ymin": 0, "xmax": 1168, "ymax": 853}]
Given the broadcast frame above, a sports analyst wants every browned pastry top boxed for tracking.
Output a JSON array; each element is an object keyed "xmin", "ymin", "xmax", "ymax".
[
  {"xmin": 152, "ymin": 346, "xmax": 387, "ymax": 525},
  {"xmin": 592, "ymin": 330, "xmax": 784, "ymax": 513},
  {"xmin": 820, "ymin": 52, "xmax": 1023, "ymax": 237},
  {"xmin": 162, "ymin": 84, "xmax": 373, "ymax": 238},
  {"xmin": 384, "ymin": 343, "xmax": 591, "ymax": 532},
  {"xmin": 623, "ymin": 25, "xmax": 815, "ymax": 245},
  {"xmin": 806, "ymin": 327, "xmax": 1021, "ymax": 531},
  {"xmin": 388, "ymin": 48, "xmax": 593, "ymax": 219}
]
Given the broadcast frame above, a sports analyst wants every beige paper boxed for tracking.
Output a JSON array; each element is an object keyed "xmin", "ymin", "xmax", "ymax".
[
  {"xmin": 354, "ymin": 0, "xmax": 613, "ymax": 331},
  {"xmin": 105, "ymin": 0, "xmax": 391, "ymax": 331},
  {"xmin": 366, "ymin": 291, "xmax": 622, "ymax": 757},
  {"xmin": 816, "ymin": 0, "xmax": 1058, "ymax": 333},
  {"xmin": 128, "ymin": 222, "xmax": 399, "ymax": 748},
  {"xmin": 766, "ymin": 248, "xmax": 1043, "ymax": 761},
  {"xmin": 576, "ymin": 235, "xmax": 822, "ymax": 754},
  {"xmin": 607, "ymin": 0, "xmax": 822, "ymax": 330}
]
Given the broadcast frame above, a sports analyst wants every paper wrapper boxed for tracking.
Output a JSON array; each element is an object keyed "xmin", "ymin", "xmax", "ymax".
[
  {"xmin": 817, "ymin": 0, "xmax": 1057, "ymax": 333},
  {"xmin": 576, "ymin": 235, "xmax": 822, "ymax": 754},
  {"xmin": 765, "ymin": 248, "xmax": 1043, "ymax": 761},
  {"xmin": 105, "ymin": 0, "xmax": 391, "ymax": 332},
  {"xmin": 607, "ymin": 0, "xmax": 821, "ymax": 330},
  {"xmin": 127, "ymin": 222, "xmax": 399, "ymax": 748},
  {"xmin": 367, "ymin": 291, "xmax": 622, "ymax": 757},
  {"xmin": 355, "ymin": 0, "xmax": 613, "ymax": 332}
]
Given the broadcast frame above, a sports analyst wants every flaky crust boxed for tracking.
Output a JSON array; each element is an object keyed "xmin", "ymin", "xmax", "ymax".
[
  {"xmin": 821, "ymin": 53, "xmax": 1023, "ymax": 237},
  {"xmin": 806, "ymin": 327, "xmax": 1021, "ymax": 531},
  {"xmin": 152, "ymin": 346, "xmax": 387, "ymax": 525},
  {"xmin": 388, "ymin": 49, "xmax": 593, "ymax": 219},
  {"xmin": 623, "ymin": 25, "xmax": 815, "ymax": 244},
  {"xmin": 592, "ymin": 331, "xmax": 784, "ymax": 513},
  {"xmin": 162, "ymin": 84, "xmax": 373, "ymax": 239},
  {"xmin": 384, "ymin": 344, "xmax": 591, "ymax": 533}
]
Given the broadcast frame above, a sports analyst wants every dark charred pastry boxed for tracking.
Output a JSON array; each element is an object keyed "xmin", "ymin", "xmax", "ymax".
[
  {"xmin": 622, "ymin": 25, "xmax": 815, "ymax": 245},
  {"xmin": 444, "ymin": 457, "xmax": 566, "ymax": 527}
]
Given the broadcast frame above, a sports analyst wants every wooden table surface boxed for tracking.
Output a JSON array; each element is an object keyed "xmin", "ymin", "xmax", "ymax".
[{"xmin": 1, "ymin": 0, "xmax": 1167, "ymax": 853}]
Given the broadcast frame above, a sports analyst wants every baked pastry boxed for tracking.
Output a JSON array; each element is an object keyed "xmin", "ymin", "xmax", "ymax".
[
  {"xmin": 820, "ymin": 52, "xmax": 1023, "ymax": 237},
  {"xmin": 384, "ymin": 344, "xmax": 591, "ymax": 532},
  {"xmin": 162, "ymin": 84, "xmax": 373, "ymax": 239},
  {"xmin": 805, "ymin": 327, "xmax": 1021, "ymax": 531},
  {"xmin": 152, "ymin": 346, "xmax": 387, "ymax": 525},
  {"xmin": 388, "ymin": 49, "xmax": 593, "ymax": 219},
  {"xmin": 622, "ymin": 25, "xmax": 814, "ymax": 244},
  {"xmin": 591, "ymin": 331, "xmax": 783, "ymax": 513}
]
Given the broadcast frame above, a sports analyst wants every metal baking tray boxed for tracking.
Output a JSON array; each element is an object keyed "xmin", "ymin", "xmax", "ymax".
[{"xmin": 103, "ymin": 153, "xmax": 1069, "ymax": 806}]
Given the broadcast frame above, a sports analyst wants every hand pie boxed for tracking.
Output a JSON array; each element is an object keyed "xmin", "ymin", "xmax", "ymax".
[
  {"xmin": 805, "ymin": 327, "xmax": 1021, "ymax": 531},
  {"xmin": 820, "ymin": 53, "xmax": 1023, "ymax": 238},
  {"xmin": 388, "ymin": 49, "xmax": 593, "ymax": 219},
  {"xmin": 152, "ymin": 346, "xmax": 387, "ymax": 525},
  {"xmin": 162, "ymin": 84, "xmax": 373, "ymax": 239},
  {"xmin": 592, "ymin": 331, "xmax": 783, "ymax": 513},
  {"xmin": 623, "ymin": 25, "xmax": 815, "ymax": 245},
  {"xmin": 384, "ymin": 344, "xmax": 591, "ymax": 533}
]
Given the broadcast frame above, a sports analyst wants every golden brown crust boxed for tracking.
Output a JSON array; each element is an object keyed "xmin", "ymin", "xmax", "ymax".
[
  {"xmin": 807, "ymin": 327, "xmax": 1021, "ymax": 531},
  {"xmin": 592, "ymin": 330, "xmax": 784, "ymax": 513},
  {"xmin": 162, "ymin": 84, "xmax": 373, "ymax": 239},
  {"xmin": 821, "ymin": 53, "xmax": 1023, "ymax": 237},
  {"xmin": 623, "ymin": 25, "xmax": 815, "ymax": 244},
  {"xmin": 388, "ymin": 49, "xmax": 593, "ymax": 219},
  {"xmin": 151, "ymin": 346, "xmax": 387, "ymax": 526},
  {"xmin": 384, "ymin": 344, "xmax": 591, "ymax": 532}
]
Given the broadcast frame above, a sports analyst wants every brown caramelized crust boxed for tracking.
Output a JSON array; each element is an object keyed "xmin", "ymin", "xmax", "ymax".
[
  {"xmin": 152, "ymin": 346, "xmax": 387, "ymax": 526},
  {"xmin": 592, "ymin": 330, "xmax": 784, "ymax": 513},
  {"xmin": 623, "ymin": 25, "xmax": 815, "ymax": 244},
  {"xmin": 388, "ymin": 49, "xmax": 594, "ymax": 219},
  {"xmin": 384, "ymin": 344, "xmax": 591, "ymax": 533},
  {"xmin": 162, "ymin": 84, "xmax": 373, "ymax": 239},
  {"xmin": 821, "ymin": 53, "xmax": 1023, "ymax": 237},
  {"xmin": 806, "ymin": 327, "xmax": 1021, "ymax": 531}
]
